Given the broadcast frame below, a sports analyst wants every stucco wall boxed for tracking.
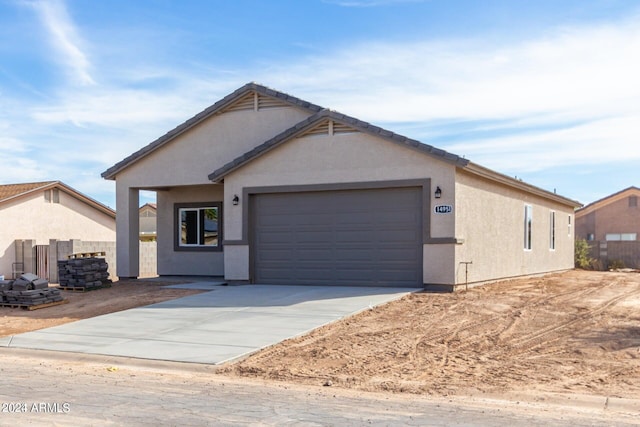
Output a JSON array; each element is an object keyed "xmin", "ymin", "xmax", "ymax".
[
  {"xmin": 0, "ymin": 191, "xmax": 115, "ymax": 278},
  {"xmin": 112, "ymin": 105, "xmax": 313, "ymax": 277},
  {"xmin": 116, "ymin": 107, "xmax": 312, "ymax": 188},
  {"xmin": 223, "ymin": 130, "xmax": 457, "ymax": 283},
  {"xmin": 454, "ymin": 169, "xmax": 575, "ymax": 285},
  {"xmin": 575, "ymin": 193, "xmax": 640, "ymax": 241},
  {"xmin": 156, "ymin": 184, "xmax": 224, "ymax": 276}
]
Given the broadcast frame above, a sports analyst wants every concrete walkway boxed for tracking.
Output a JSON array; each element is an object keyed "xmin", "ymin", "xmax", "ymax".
[{"xmin": 0, "ymin": 284, "xmax": 413, "ymax": 364}]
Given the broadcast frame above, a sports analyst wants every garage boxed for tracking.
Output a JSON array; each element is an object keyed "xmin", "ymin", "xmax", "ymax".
[{"xmin": 251, "ymin": 187, "xmax": 423, "ymax": 287}]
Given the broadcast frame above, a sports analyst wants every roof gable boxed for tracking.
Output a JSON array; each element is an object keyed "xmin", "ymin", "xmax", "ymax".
[
  {"xmin": 208, "ymin": 109, "xmax": 469, "ymax": 182},
  {"xmin": 0, "ymin": 181, "xmax": 57, "ymax": 202},
  {"xmin": 101, "ymin": 82, "xmax": 323, "ymax": 180},
  {"xmin": 576, "ymin": 186, "xmax": 640, "ymax": 216},
  {"xmin": 0, "ymin": 181, "xmax": 115, "ymax": 218}
]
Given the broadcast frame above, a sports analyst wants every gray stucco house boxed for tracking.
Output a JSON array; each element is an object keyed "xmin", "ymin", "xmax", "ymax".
[{"xmin": 102, "ymin": 83, "xmax": 580, "ymax": 290}]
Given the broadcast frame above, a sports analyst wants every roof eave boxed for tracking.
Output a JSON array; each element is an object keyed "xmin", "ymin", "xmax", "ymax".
[
  {"xmin": 208, "ymin": 109, "xmax": 469, "ymax": 183},
  {"xmin": 0, "ymin": 181, "xmax": 115, "ymax": 218},
  {"xmin": 461, "ymin": 162, "xmax": 582, "ymax": 208}
]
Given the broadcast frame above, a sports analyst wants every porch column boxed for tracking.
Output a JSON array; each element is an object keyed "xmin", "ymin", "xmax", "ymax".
[{"xmin": 116, "ymin": 186, "xmax": 139, "ymax": 278}]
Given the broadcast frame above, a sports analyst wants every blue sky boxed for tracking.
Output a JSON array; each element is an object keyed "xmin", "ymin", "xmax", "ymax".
[{"xmin": 1, "ymin": 0, "xmax": 639, "ymax": 208}]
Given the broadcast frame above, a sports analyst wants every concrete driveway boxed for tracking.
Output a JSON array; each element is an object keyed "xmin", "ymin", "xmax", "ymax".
[{"xmin": 0, "ymin": 283, "xmax": 413, "ymax": 364}]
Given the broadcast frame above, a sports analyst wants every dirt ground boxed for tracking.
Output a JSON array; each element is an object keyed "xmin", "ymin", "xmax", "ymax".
[
  {"xmin": 2, "ymin": 270, "xmax": 640, "ymax": 400},
  {"xmin": 220, "ymin": 270, "xmax": 640, "ymax": 399},
  {"xmin": 0, "ymin": 280, "xmax": 203, "ymax": 337}
]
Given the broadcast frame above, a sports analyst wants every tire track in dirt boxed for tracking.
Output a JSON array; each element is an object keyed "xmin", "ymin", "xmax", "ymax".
[
  {"xmin": 494, "ymin": 285, "xmax": 640, "ymax": 359},
  {"xmin": 407, "ymin": 278, "xmax": 623, "ymax": 362}
]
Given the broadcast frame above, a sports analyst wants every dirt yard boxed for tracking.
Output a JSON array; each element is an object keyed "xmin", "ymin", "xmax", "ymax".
[
  {"xmin": 220, "ymin": 270, "xmax": 640, "ymax": 399},
  {"xmin": 0, "ymin": 280, "xmax": 203, "ymax": 337},
  {"xmin": 2, "ymin": 270, "xmax": 640, "ymax": 400}
]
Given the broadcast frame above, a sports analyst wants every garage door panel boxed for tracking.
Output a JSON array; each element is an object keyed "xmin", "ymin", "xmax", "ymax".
[{"xmin": 253, "ymin": 187, "xmax": 422, "ymax": 287}]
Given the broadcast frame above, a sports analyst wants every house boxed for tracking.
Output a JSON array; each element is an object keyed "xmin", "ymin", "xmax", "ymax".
[
  {"xmin": 0, "ymin": 181, "xmax": 116, "ymax": 279},
  {"xmin": 139, "ymin": 203, "xmax": 157, "ymax": 241},
  {"xmin": 102, "ymin": 83, "xmax": 581, "ymax": 290},
  {"xmin": 575, "ymin": 186, "xmax": 640, "ymax": 268}
]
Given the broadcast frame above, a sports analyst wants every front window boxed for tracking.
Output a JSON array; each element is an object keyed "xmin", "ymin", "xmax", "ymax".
[{"xmin": 175, "ymin": 203, "xmax": 222, "ymax": 250}]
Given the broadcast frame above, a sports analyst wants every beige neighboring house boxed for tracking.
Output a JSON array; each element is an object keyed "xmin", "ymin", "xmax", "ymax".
[
  {"xmin": 102, "ymin": 83, "xmax": 581, "ymax": 290},
  {"xmin": 139, "ymin": 203, "xmax": 157, "ymax": 241},
  {"xmin": 0, "ymin": 181, "xmax": 116, "ymax": 279}
]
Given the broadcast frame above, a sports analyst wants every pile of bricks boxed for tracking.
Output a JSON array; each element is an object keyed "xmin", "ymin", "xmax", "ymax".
[
  {"xmin": 0, "ymin": 273, "xmax": 65, "ymax": 307},
  {"xmin": 57, "ymin": 257, "xmax": 111, "ymax": 290}
]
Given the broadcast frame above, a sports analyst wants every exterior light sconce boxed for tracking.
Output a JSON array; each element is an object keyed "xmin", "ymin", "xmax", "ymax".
[
  {"xmin": 232, "ymin": 195, "xmax": 239, "ymax": 206},
  {"xmin": 434, "ymin": 186, "xmax": 442, "ymax": 199}
]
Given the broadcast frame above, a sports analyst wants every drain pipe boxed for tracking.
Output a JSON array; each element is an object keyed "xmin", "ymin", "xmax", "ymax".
[{"xmin": 460, "ymin": 261, "xmax": 473, "ymax": 291}]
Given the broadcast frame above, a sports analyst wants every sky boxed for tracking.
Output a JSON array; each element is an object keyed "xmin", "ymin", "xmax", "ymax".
[{"xmin": 1, "ymin": 0, "xmax": 639, "ymax": 209}]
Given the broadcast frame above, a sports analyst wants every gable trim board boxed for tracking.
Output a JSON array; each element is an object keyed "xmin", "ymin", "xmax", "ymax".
[{"xmin": 103, "ymin": 82, "xmax": 582, "ymax": 288}]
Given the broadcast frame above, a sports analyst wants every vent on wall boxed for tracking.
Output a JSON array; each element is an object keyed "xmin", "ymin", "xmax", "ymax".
[
  {"xmin": 44, "ymin": 189, "xmax": 60, "ymax": 203},
  {"xmin": 222, "ymin": 92, "xmax": 289, "ymax": 113},
  {"xmin": 301, "ymin": 120, "xmax": 357, "ymax": 137}
]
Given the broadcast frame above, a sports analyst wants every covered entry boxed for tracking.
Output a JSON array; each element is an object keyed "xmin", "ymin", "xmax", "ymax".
[{"xmin": 251, "ymin": 186, "xmax": 423, "ymax": 287}]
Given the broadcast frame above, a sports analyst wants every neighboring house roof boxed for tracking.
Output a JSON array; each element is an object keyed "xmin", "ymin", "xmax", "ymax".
[
  {"xmin": 576, "ymin": 186, "xmax": 640, "ymax": 216},
  {"xmin": 101, "ymin": 82, "xmax": 324, "ymax": 180},
  {"xmin": 0, "ymin": 181, "xmax": 115, "ymax": 218},
  {"xmin": 139, "ymin": 202, "xmax": 157, "ymax": 211},
  {"xmin": 208, "ymin": 109, "xmax": 469, "ymax": 182}
]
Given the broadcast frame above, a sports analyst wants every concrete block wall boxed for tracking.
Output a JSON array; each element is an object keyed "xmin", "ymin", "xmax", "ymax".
[
  {"xmin": 14, "ymin": 238, "xmax": 158, "ymax": 283},
  {"xmin": 139, "ymin": 241, "xmax": 157, "ymax": 278},
  {"xmin": 49, "ymin": 239, "xmax": 117, "ymax": 283}
]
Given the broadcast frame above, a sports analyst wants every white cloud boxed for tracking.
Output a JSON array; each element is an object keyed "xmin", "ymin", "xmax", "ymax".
[
  {"xmin": 252, "ymin": 15, "xmax": 640, "ymax": 174},
  {"xmin": 445, "ymin": 115, "xmax": 640, "ymax": 173},
  {"xmin": 29, "ymin": 0, "xmax": 95, "ymax": 86}
]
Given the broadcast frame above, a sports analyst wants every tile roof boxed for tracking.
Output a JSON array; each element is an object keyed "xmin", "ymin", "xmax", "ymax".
[
  {"xmin": 208, "ymin": 109, "xmax": 470, "ymax": 182},
  {"xmin": 101, "ymin": 82, "xmax": 324, "ymax": 180},
  {"xmin": 0, "ymin": 181, "xmax": 57, "ymax": 202},
  {"xmin": 0, "ymin": 180, "xmax": 115, "ymax": 217},
  {"xmin": 576, "ymin": 186, "xmax": 640, "ymax": 215}
]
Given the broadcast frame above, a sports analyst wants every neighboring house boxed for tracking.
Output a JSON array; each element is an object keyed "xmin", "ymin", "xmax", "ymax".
[
  {"xmin": 575, "ymin": 186, "xmax": 640, "ymax": 268},
  {"xmin": 0, "ymin": 181, "xmax": 116, "ymax": 279},
  {"xmin": 139, "ymin": 203, "xmax": 157, "ymax": 241},
  {"xmin": 102, "ymin": 83, "xmax": 581, "ymax": 290}
]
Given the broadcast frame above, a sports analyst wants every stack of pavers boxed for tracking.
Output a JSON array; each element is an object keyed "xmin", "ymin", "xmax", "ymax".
[
  {"xmin": 57, "ymin": 255, "xmax": 111, "ymax": 291},
  {"xmin": 0, "ymin": 273, "xmax": 65, "ymax": 308}
]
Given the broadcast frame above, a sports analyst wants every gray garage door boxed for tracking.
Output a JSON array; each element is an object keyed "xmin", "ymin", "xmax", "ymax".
[{"xmin": 252, "ymin": 187, "xmax": 423, "ymax": 287}]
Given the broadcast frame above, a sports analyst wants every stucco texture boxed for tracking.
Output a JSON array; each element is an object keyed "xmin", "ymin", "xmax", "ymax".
[
  {"xmin": 0, "ymin": 190, "xmax": 115, "ymax": 277},
  {"xmin": 223, "ymin": 130, "xmax": 457, "ymax": 284},
  {"xmin": 455, "ymin": 169, "xmax": 575, "ymax": 285}
]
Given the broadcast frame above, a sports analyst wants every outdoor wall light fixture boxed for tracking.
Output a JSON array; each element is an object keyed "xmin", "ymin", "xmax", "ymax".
[
  {"xmin": 232, "ymin": 195, "xmax": 239, "ymax": 205},
  {"xmin": 434, "ymin": 186, "xmax": 442, "ymax": 199}
]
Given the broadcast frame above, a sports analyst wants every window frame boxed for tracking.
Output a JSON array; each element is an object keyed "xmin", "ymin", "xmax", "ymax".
[
  {"xmin": 549, "ymin": 211, "xmax": 556, "ymax": 250},
  {"xmin": 524, "ymin": 204, "xmax": 533, "ymax": 251},
  {"xmin": 606, "ymin": 233, "xmax": 637, "ymax": 241},
  {"xmin": 174, "ymin": 202, "xmax": 223, "ymax": 252}
]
